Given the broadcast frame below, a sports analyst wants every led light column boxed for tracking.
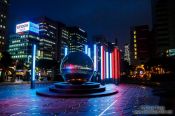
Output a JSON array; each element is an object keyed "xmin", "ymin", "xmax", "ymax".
[
  {"xmin": 94, "ymin": 44, "xmax": 97, "ymax": 71},
  {"xmin": 118, "ymin": 50, "xmax": 121, "ymax": 79},
  {"xmin": 31, "ymin": 44, "xmax": 36, "ymax": 89},
  {"xmin": 112, "ymin": 52, "xmax": 115, "ymax": 79},
  {"xmin": 64, "ymin": 47, "xmax": 68, "ymax": 57},
  {"xmin": 110, "ymin": 53, "xmax": 112, "ymax": 78},
  {"xmin": 88, "ymin": 48, "xmax": 91, "ymax": 57},
  {"xmin": 106, "ymin": 52, "xmax": 109, "ymax": 79},
  {"xmin": 114, "ymin": 48, "xmax": 118, "ymax": 79},
  {"xmin": 85, "ymin": 45, "xmax": 88, "ymax": 54},
  {"xmin": 100, "ymin": 46, "xmax": 105, "ymax": 80}
]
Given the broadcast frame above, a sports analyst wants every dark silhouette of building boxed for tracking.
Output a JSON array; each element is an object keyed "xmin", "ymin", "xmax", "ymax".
[
  {"xmin": 0, "ymin": 0, "xmax": 8, "ymax": 52},
  {"xmin": 130, "ymin": 25, "xmax": 151, "ymax": 65},
  {"xmin": 152, "ymin": 0, "xmax": 175, "ymax": 56}
]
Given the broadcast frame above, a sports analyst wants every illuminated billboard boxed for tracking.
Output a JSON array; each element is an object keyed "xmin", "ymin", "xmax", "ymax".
[{"xmin": 16, "ymin": 22, "xmax": 39, "ymax": 34}]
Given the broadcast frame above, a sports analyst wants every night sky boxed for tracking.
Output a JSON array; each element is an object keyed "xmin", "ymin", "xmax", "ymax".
[{"xmin": 9, "ymin": 0, "xmax": 152, "ymax": 49}]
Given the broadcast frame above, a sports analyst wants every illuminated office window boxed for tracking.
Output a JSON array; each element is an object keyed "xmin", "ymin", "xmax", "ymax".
[
  {"xmin": 134, "ymin": 39, "xmax": 136, "ymax": 43},
  {"xmin": 134, "ymin": 35, "xmax": 136, "ymax": 39},
  {"xmin": 134, "ymin": 44, "xmax": 137, "ymax": 47},
  {"xmin": 134, "ymin": 31, "xmax": 136, "ymax": 35}
]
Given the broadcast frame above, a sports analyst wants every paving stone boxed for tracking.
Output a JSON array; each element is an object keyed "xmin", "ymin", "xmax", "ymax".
[{"xmin": 0, "ymin": 83, "xmax": 161, "ymax": 115}]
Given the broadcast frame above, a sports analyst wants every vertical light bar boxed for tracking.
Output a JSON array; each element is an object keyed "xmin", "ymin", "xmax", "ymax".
[
  {"xmin": 118, "ymin": 50, "xmax": 121, "ymax": 79},
  {"xmin": 106, "ymin": 52, "xmax": 109, "ymax": 79},
  {"xmin": 112, "ymin": 52, "xmax": 115, "ymax": 79},
  {"xmin": 94, "ymin": 44, "xmax": 97, "ymax": 71},
  {"xmin": 110, "ymin": 53, "xmax": 112, "ymax": 78},
  {"xmin": 103, "ymin": 48, "xmax": 106, "ymax": 80},
  {"xmin": 85, "ymin": 45, "xmax": 88, "ymax": 54},
  {"xmin": 100, "ymin": 46, "xmax": 103, "ymax": 80},
  {"xmin": 114, "ymin": 48, "xmax": 118, "ymax": 79},
  {"xmin": 64, "ymin": 47, "xmax": 68, "ymax": 56},
  {"xmin": 101, "ymin": 46, "xmax": 105, "ymax": 80},
  {"xmin": 88, "ymin": 48, "xmax": 91, "ymax": 57},
  {"xmin": 32, "ymin": 44, "xmax": 36, "ymax": 81}
]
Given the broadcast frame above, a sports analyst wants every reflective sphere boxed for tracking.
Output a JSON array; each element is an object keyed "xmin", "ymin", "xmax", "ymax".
[{"xmin": 60, "ymin": 52, "xmax": 94, "ymax": 85}]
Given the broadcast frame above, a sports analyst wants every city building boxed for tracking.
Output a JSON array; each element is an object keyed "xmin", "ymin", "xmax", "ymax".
[
  {"xmin": 36, "ymin": 16, "xmax": 58, "ymax": 60},
  {"xmin": 8, "ymin": 22, "xmax": 39, "ymax": 62},
  {"xmin": 124, "ymin": 44, "xmax": 130, "ymax": 65},
  {"xmin": 0, "ymin": 0, "xmax": 8, "ymax": 52},
  {"xmin": 130, "ymin": 25, "xmax": 150, "ymax": 65},
  {"xmin": 57, "ymin": 23, "xmax": 69, "ymax": 60},
  {"xmin": 67, "ymin": 27, "xmax": 87, "ymax": 53},
  {"xmin": 36, "ymin": 17, "xmax": 69, "ymax": 61},
  {"xmin": 152, "ymin": 0, "xmax": 175, "ymax": 56}
]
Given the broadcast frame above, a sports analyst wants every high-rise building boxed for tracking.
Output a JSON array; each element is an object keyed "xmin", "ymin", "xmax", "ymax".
[
  {"xmin": 8, "ymin": 22, "xmax": 39, "ymax": 62},
  {"xmin": 152, "ymin": 0, "xmax": 175, "ymax": 56},
  {"xmin": 130, "ymin": 25, "xmax": 150, "ymax": 65},
  {"xmin": 68, "ymin": 27, "xmax": 87, "ymax": 53},
  {"xmin": 0, "ymin": 0, "xmax": 8, "ymax": 52},
  {"xmin": 35, "ymin": 16, "xmax": 68, "ymax": 61},
  {"xmin": 57, "ymin": 23, "xmax": 69, "ymax": 60},
  {"xmin": 36, "ymin": 17, "xmax": 58, "ymax": 60},
  {"xmin": 124, "ymin": 44, "xmax": 130, "ymax": 65}
]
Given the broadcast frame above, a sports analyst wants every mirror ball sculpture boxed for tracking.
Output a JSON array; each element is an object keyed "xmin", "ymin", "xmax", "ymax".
[{"xmin": 60, "ymin": 52, "xmax": 94, "ymax": 85}]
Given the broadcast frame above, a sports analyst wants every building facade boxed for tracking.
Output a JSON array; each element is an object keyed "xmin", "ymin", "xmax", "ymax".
[
  {"xmin": 36, "ymin": 17, "xmax": 58, "ymax": 60},
  {"xmin": 130, "ymin": 25, "xmax": 150, "ymax": 65},
  {"xmin": 8, "ymin": 22, "xmax": 39, "ymax": 62},
  {"xmin": 0, "ymin": 0, "xmax": 8, "ymax": 52},
  {"xmin": 68, "ymin": 27, "xmax": 87, "ymax": 53},
  {"xmin": 152, "ymin": 0, "xmax": 175, "ymax": 56}
]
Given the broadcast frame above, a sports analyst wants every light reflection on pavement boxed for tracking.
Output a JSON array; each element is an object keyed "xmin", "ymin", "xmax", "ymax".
[{"xmin": 0, "ymin": 83, "xmax": 160, "ymax": 116}]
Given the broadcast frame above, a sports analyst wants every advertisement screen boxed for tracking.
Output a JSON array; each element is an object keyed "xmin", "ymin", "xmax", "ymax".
[{"xmin": 16, "ymin": 22, "xmax": 39, "ymax": 34}]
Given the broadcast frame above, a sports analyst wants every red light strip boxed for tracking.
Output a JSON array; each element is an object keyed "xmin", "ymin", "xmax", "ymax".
[
  {"xmin": 118, "ymin": 50, "xmax": 121, "ymax": 78},
  {"xmin": 112, "ymin": 52, "xmax": 115, "ymax": 79},
  {"xmin": 103, "ymin": 47, "xmax": 106, "ymax": 80},
  {"xmin": 114, "ymin": 48, "xmax": 118, "ymax": 79}
]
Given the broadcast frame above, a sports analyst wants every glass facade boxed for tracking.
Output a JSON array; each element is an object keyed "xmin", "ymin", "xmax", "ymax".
[
  {"xmin": 68, "ymin": 27, "xmax": 87, "ymax": 53},
  {"xmin": 8, "ymin": 32, "xmax": 39, "ymax": 62}
]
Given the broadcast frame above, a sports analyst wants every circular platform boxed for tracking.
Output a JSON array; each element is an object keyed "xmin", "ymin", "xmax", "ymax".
[{"xmin": 36, "ymin": 82, "xmax": 118, "ymax": 98}]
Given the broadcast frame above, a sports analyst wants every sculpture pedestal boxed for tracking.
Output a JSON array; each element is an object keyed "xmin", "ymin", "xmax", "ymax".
[{"xmin": 36, "ymin": 82, "xmax": 118, "ymax": 98}]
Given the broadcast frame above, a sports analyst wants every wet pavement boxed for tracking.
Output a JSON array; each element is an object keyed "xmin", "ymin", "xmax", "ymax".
[{"xmin": 0, "ymin": 83, "xmax": 163, "ymax": 115}]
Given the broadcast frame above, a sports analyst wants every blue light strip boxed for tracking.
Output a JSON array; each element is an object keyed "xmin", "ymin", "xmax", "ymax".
[
  {"xmin": 32, "ymin": 44, "xmax": 36, "ymax": 81},
  {"xmin": 100, "ymin": 46, "xmax": 103, "ymax": 80},
  {"xmin": 106, "ymin": 52, "xmax": 109, "ymax": 79},
  {"xmin": 85, "ymin": 45, "xmax": 88, "ymax": 54},
  {"xmin": 110, "ymin": 53, "xmax": 112, "ymax": 78},
  {"xmin": 88, "ymin": 48, "xmax": 91, "ymax": 57},
  {"xmin": 64, "ymin": 47, "xmax": 68, "ymax": 56},
  {"xmin": 94, "ymin": 44, "xmax": 97, "ymax": 71}
]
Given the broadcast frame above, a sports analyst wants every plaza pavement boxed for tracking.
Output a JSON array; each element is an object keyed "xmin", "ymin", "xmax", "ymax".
[{"xmin": 0, "ymin": 83, "xmax": 170, "ymax": 116}]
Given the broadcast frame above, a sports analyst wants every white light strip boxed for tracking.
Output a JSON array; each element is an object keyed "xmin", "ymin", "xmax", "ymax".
[
  {"xmin": 94, "ymin": 44, "xmax": 97, "ymax": 71},
  {"xmin": 32, "ymin": 44, "xmax": 36, "ymax": 81},
  {"xmin": 101, "ymin": 46, "xmax": 103, "ymax": 80},
  {"xmin": 110, "ymin": 53, "xmax": 112, "ymax": 78}
]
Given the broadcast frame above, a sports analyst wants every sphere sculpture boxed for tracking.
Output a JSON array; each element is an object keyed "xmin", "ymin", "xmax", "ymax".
[{"xmin": 60, "ymin": 52, "xmax": 94, "ymax": 85}]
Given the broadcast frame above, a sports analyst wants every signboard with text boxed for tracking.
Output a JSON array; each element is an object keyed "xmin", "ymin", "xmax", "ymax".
[{"xmin": 16, "ymin": 22, "xmax": 39, "ymax": 34}]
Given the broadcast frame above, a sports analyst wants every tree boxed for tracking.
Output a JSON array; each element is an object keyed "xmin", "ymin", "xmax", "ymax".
[
  {"xmin": 0, "ymin": 52, "xmax": 13, "ymax": 81},
  {"xmin": 37, "ymin": 59, "xmax": 58, "ymax": 69}
]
